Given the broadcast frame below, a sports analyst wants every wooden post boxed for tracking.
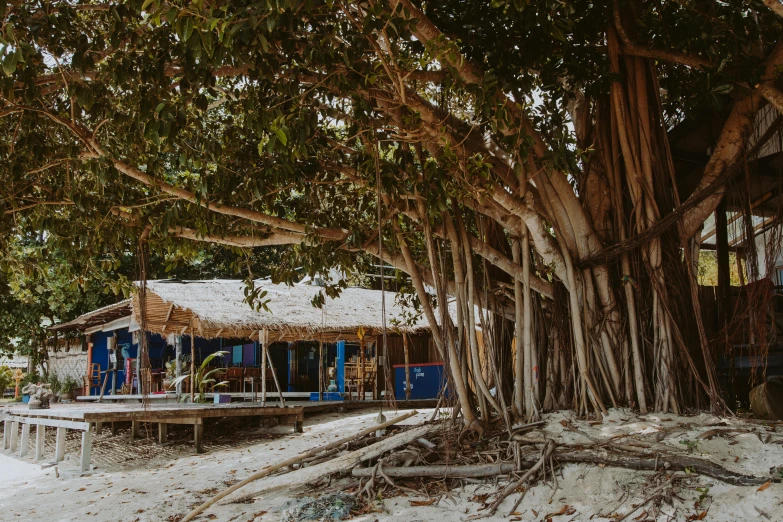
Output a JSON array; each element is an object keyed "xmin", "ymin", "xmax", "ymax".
[
  {"xmin": 19, "ymin": 423, "xmax": 30, "ymax": 457},
  {"xmin": 403, "ymin": 332, "xmax": 411, "ymax": 401},
  {"xmin": 54, "ymin": 427, "xmax": 66, "ymax": 462},
  {"xmin": 318, "ymin": 337, "xmax": 323, "ymax": 402},
  {"xmin": 190, "ymin": 324, "xmax": 196, "ymax": 403},
  {"xmin": 9, "ymin": 421, "xmax": 19, "ymax": 452},
  {"xmin": 35, "ymin": 425, "xmax": 45, "ymax": 461},
  {"xmin": 111, "ymin": 422, "xmax": 119, "ymax": 436},
  {"xmin": 265, "ymin": 344, "xmax": 286, "ymax": 407},
  {"xmin": 80, "ymin": 428, "xmax": 93, "ymax": 472},
  {"xmin": 158, "ymin": 423, "xmax": 168, "ymax": 444},
  {"xmin": 260, "ymin": 330, "xmax": 267, "ymax": 406},
  {"xmin": 131, "ymin": 420, "xmax": 140, "ymax": 440},
  {"xmin": 95, "ymin": 421, "xmax": 103, "ymax": 434},
  {"xmin": 359, "ymin": 338, "xmax": 365, "ymax": 401},
  {"xmin": 194, "ymin": 420, "xmax": 204, "ymax": 453},
  {"xmin": 97, "ymin": 370, "xmax": 109, "ymax": 403},
  {"xmin": 3, "ymin": 419, "xmax": 9, "ymax": 449},
  {"xmin": 175, "ymin": 334, "xmax": 183, "ymax": 396},
  {"xmin": 86, "ymin": 339, "xmax": 93, "ymax": 396}
]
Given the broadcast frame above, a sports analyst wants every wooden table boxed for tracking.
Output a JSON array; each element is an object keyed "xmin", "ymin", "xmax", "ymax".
[{"xmin": 2, "ymin": 403, "xmax": 305, "ymax": 472}]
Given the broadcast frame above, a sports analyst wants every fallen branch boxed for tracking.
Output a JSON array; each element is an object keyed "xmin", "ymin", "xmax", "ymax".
[
  {"xmin": 229, "ymin": 420, "xmax": 440, "ymax": 503},
  {"xmin": 352, "ymin": 462, "xmax": 517, "ymax": 479},
  {"xmin": 180, "ymin": 410, "xmax": 420, "ymax": 522}
]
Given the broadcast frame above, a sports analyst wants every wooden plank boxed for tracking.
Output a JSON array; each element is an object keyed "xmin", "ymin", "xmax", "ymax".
[
  {"xmin": 19, "ymin": 423, "xmax": 30, "ymax": 457},
  {"xmin": 80, "ymin": 428, "xmax": 93, "ymax": 472},
  {"xmin": 158, "ymin": 423, "xmax": 168, "ymax": 444},
  {"xmin": 194, "ymin": 422, "xmax": 204, "ymax": 454},
  {"xmin": 35, "ymin": 425, "xmax": 45, "ymax": 461},
  {"xmin": 55, "ymin": 427, "xmax": 66, "ymax": 463},
  {"xmin": 9, "ymin": 416, "xmax": 90, "ymax": 431}
]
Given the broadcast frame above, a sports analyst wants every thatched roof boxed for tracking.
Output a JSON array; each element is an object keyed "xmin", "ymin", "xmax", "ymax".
[
  {"xmin": 49, "ymin": 299, "xmax": 132, "ymax": 332},
  {"xmin": 134, "ymin": 279, "xmax": 436, "ymax": 341}
]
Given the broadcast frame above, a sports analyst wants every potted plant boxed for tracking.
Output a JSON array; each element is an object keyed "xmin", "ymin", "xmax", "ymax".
[
  {"xmin": 60, "ymin": 376, "xmax": 78, "ymax": 401},
  {"xmin": 170, "ymin": 351, "xmax": 229, "ymax": 403},
  {"xmin": 48, "ymin": 373, "xmax": 62, "ymax": 403}
]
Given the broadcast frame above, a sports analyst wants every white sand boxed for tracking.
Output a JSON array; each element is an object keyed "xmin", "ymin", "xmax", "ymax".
[{"xmin": 1, "ymin": 408, "xmax": 781, "ymax": 522}]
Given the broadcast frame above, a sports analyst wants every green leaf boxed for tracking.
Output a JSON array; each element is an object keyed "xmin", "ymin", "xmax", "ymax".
[
  {"xmin": 182, "ymin": 17, "xmax": 193, "ymax": 42},
  {"xmin": 2, "ymin": 50, "xmax": 17, "ymax": 76},
  {"xmin": 275, "ymin": 128, "xmax": 288, "ymax": 146}
]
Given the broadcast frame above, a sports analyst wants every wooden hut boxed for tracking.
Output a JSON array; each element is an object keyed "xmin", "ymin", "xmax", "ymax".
[
  {"xmin": 133, "ymin": 279, "xmax": 440, "ymax": 400},
  {"xmin": 51, "ymin": 280, "xmax": 444, "ymax": 401}
]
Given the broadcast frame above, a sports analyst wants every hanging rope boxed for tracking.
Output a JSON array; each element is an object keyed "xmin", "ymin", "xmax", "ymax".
[{"xmin": 374, "ymin": 126, "xmax": 395, "ymax": 413}]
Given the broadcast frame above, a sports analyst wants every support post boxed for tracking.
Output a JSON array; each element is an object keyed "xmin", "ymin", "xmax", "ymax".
[
  {"xmin": 318, "ymin": 336, "xmax": 323, "ymax": 402},
  {"xmin": 403, "ymin": 332, "xmax": 411, "ymax": 401},
  {"xmin": 35, "ymin": 425, "xmax": 45, "ymax": 461},
  {"xmin": 3, "ymin": 419, "xmax": 9, "ymax": 450},
  {"xmin": 158, "ymin": 423, "xmax": 168, "ymax": 444},
  {"xmin": 294, "ymin": 420, "xmax": 303, "ymax": 433},
  {"xmin": 9, "ymin": 421, "xmax": 19, "ymax": 452},
  {"xmin": 111, "ymin": 422, "xmax": 119, "ymax": 436},
  {"xmin": 260, "ymin": 330, "xmax": 267, "ymax": 406},
  {"xmin": 19, "ymin": 423, "xmax": 30, "ymax": 457},
  {"xmin": 95, "ymin": 421, "xmax": 103, "ymax": 435},
  {"xmin": 190, "ymin": 324, "xmax": 195, "ymax": 403},
  {"xmin": 359, "ymin": 338, "xmax": 365, "ymax": 400},
  {"xmin": 265, "ymin": 343, "xmax": 286, "ymax": 407},
  {"xmin": 80, "ymin": 428, "xmax": 93, "ymax": 472},
  {"xmin": 131, "ymin": 420, "xmax": 140, "ymax": 440},
  {"xmin": 175, "ymin": 334, "xmax": 183, "ymax": 396},
  {"xmin": 55, "ymin": 427, "xmax": 66, "ymax": 462},
  {"xmin": 194, "ymin": 420, "xmax": 204, "ymax": 453}
]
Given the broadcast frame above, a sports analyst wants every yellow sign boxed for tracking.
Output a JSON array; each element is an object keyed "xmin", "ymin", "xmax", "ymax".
[{"xmin": 356, "ymin": 326, "xmax": 366, "ymax": 341}]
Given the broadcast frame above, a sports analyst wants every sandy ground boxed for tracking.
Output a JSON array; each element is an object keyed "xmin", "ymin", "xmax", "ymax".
[{"xmin": 1, "ymin": 407, "xmax": 782, "ymax": 522}]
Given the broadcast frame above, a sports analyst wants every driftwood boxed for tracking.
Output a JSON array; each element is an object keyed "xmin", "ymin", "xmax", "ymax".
[{"xmin": 180, "ymin": 410, "xmax": 421, "ymax": 522}]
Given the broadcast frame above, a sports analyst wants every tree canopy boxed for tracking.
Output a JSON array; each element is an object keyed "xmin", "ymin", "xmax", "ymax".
[{"xmin": 2, "ymin": 0, "xmax": 782, "ymax": 423}]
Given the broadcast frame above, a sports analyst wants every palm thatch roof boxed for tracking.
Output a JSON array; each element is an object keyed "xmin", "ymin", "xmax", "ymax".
[{"xmin": 133, "ymin": 279, "xmax": 436, "ymax": 342}]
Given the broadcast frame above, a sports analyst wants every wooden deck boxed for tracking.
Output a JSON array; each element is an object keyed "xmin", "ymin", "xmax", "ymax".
[
  {"xmin": 2, "ymin": 403, "xmax": 305, "ymax": 472},
  {"xmin": 1, "ymin": 398, "xmax": 438, "ymax": 474}
]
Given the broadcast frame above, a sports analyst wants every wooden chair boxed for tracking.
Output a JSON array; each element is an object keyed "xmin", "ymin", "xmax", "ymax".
[
  {"xmin": 84, "ymin": 363, "xmax": 101, "ymax": 396},
  {"xmin": 226, "ymin": 367, "xmax": 244, "ymax": 393},
  {"xmin": 243, "ymin": 367, "xmax": 260, "ymax": 400}
]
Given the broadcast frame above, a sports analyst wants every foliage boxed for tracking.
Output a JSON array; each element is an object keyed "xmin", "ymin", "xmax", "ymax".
[
  {"xmin": 47, "ymin": 372, "xmax": 61, "ymax": 394},
  {"xmin": 19, "ymin": 370, "xmax": 40, "ymax": 388},
  {"xmin": 0, "ymin": 364, "xmax": 13, "ymax": 393},
  {"xmin": 61, "ymin": 375, "xmax": 79, "ymax": 394},
  {"xmin": 169, "ymin": 350, "xmax": 229, "ymax": 403}
]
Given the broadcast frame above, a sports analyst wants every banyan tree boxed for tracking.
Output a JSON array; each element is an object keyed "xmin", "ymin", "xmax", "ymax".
[{"xmin": 2, "ymin": 0, "xmax": 783, "ymax": 432}]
